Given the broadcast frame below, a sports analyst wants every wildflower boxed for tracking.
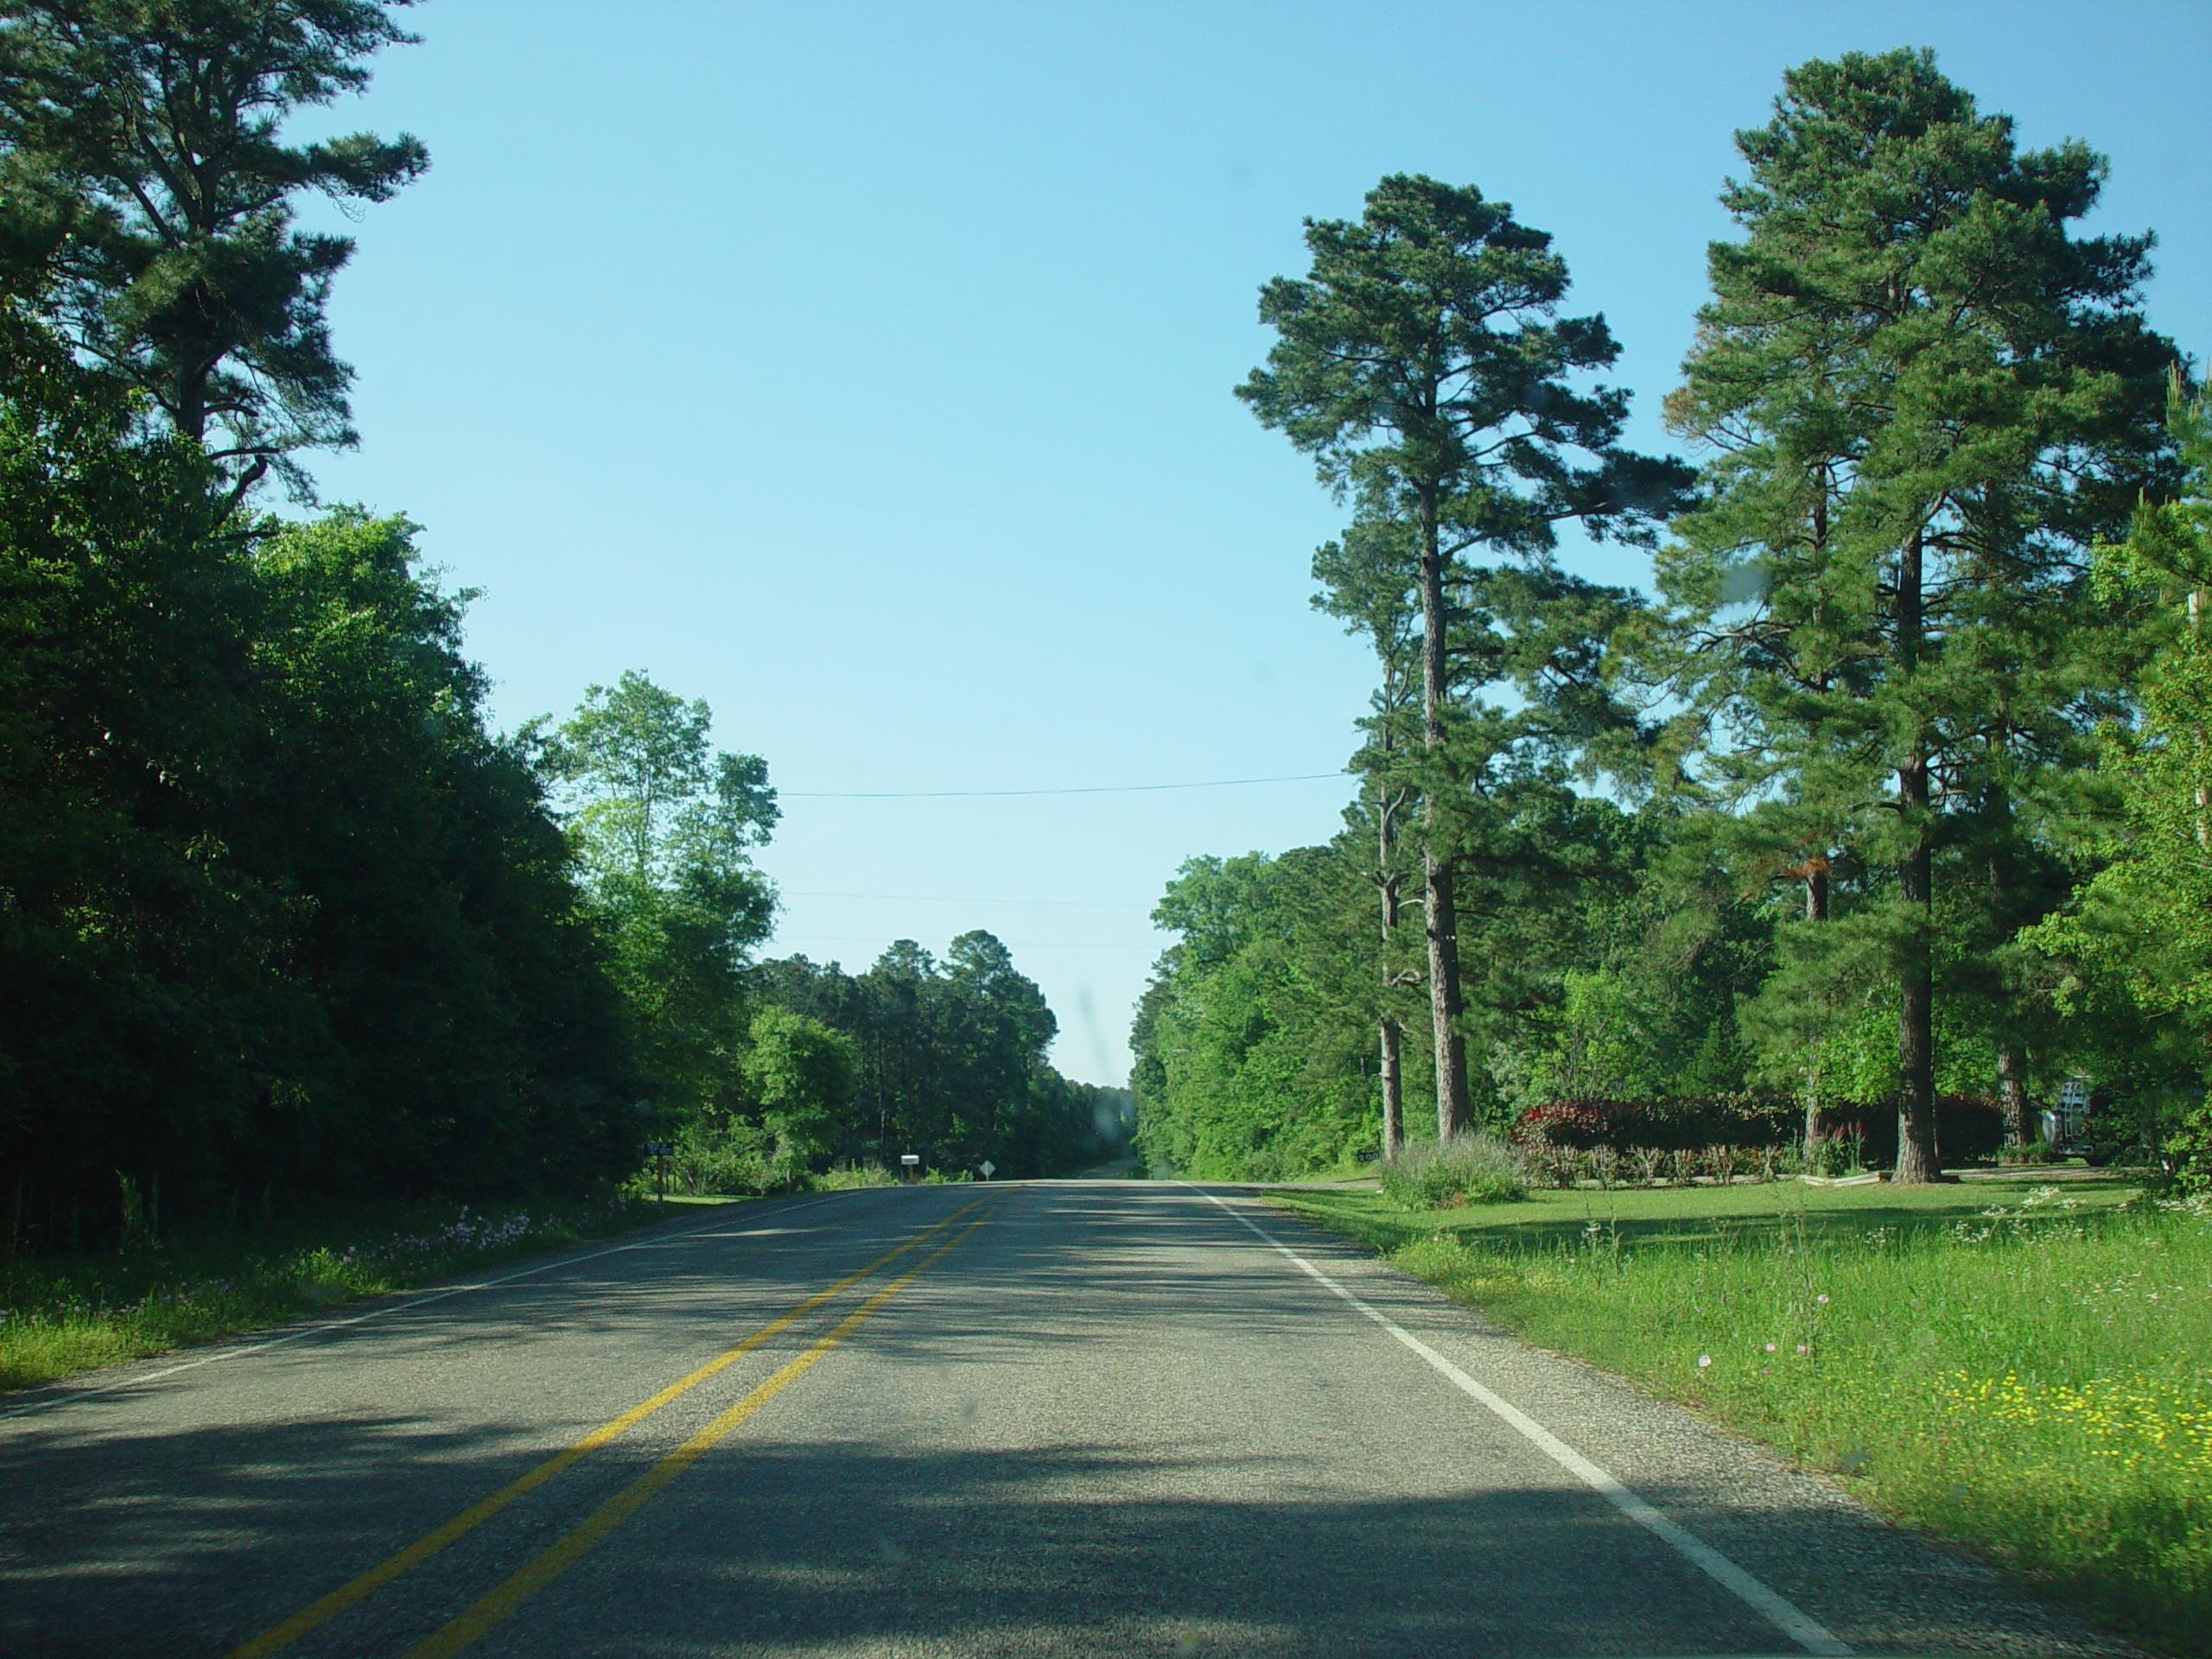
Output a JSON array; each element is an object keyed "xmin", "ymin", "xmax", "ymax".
[
  {"xmin": 1796, "ymin": 1344, "xmax": 1808, "ymax": 1354},
  {"xmin": 1698, "ymin": 1355, "xmax": 1712, "ymax": 1369},
  {"xmin": 1764, "ymin": 1342, "xmax": 1777, "ymax": 1352},
  {"xmin": 1816, "ymin": 1293, "xmax": 1829, "ymax": 1304}
]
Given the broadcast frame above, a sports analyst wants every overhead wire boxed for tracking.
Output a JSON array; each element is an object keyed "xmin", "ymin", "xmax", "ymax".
[
  {"xmin": 779, "ymin": 772, "xmax": 1346, "ymax": 799},
  {"xmin": 779, "ymin": 890, "xmax": 1148, "ymax": 909}
]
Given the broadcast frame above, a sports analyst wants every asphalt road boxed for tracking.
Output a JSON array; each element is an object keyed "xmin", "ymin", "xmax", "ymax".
[{"xmin": 0, "ymin": 1180, "xmax": 2139, "ymax": 1659}]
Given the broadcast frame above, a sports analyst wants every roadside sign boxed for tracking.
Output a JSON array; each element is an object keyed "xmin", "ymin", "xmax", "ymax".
[
  {"xmin": 980, "ymin": 1160, "xmax": 996, "ymax": 1180},
  {"xmin": 2049, "ymin": 1076, "xmax": 2093, "ymax": 1154},
  {"xmin": 900, "ymin": 1153, "xmax": 920, "ymax": 1183}
]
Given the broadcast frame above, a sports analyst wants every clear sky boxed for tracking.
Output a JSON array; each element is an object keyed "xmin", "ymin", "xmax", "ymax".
[{"xmin": 304, "ymin": 1, "xmax": 2212, "ymax": 1086}]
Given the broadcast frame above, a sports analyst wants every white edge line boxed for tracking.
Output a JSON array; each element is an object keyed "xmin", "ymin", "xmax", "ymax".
[
  {"xmin": 1190, "ymin": 1185, "xmax": 1853, "ymax": 1658},
  {"xmin": 1, "ymin": 1189, "xmax": 870, "ymax": 1422}
]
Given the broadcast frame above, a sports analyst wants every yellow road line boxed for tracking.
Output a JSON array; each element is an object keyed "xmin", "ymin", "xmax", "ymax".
[
  {"xmin": 225, "ymin": 1198, "xmax": 983, "ymax": 1659},
  {"xmin": 404, "ymin": 1208, "xmax": 995, "ymax": 1659}
]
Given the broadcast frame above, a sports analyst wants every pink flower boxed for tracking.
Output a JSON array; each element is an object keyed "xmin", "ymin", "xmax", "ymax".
[
  {"xmin": 1796, "ymin": 1344, "xmax": 1808, "ymax": 1354},
  {"xmin": 1764, "ymin": 1342, "xmax": 1777, "ymax": 1352}
]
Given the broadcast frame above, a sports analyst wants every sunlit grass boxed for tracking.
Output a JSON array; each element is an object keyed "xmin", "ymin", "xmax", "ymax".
[
  {"xmin": 0, "ymin": 1193, "xmax": 695, "ymax": 1395},
  {"xmin": 1271, "ymin": 1177, "xmax": 2209, "ymax": 1657}
]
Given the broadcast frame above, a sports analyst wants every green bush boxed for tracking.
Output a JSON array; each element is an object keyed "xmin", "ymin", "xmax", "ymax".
[
  {"xmin": 1377, "ymin": 1135, "xmax": 1529, "ymax": 1209},
  {"xmin": 809, "ymin": 1163, "xmax": 899, "ymax": 1192},
  {"xmin": 663, "ymin": 1116, "xmax": 781, "ymax": 1196}
]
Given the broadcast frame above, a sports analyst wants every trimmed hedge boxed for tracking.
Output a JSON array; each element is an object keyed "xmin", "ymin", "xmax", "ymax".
[
  {"xmin": 1514, "ymin": 1094, "xmax": 1798, "ymax": 1152},
  {"xmin": 1515, "ymin": 1093, "xmax": 2005, "ymax": 1167}
]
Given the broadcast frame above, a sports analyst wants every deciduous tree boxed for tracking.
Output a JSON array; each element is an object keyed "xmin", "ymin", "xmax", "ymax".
[
  {"xmin": 2031, "ymin": 373, "xmax": 2212, "ymax": 1186},
  {"xmin": 543, "ymin": 671, "xmax": 778, "ymax": 1122}
]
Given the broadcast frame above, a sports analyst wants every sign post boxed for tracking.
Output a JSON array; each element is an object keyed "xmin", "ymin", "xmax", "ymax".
[
  {"xmin": 644, "ymin": 1139, "xmax": 674, "ymax": 1204},
  {"xmin": 979, "ymin": 1160, "xmax": 996, "ymax": 1182},
  {"xmin": 899, "ymin": 1153, "xmax": 920, "ymax": 1184}
]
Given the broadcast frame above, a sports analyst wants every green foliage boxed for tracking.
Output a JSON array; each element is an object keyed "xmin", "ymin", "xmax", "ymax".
[
  {"xmin": 1173, "ymin": 56, "xmax": 2199, "ymax": 1190},
  {"xmin": 1507, "ymin": 969, "xmax": 1659, "ymax": 1106},
  {"xmin": 1374, "ymin": 1135, "xmax": 1529, "ymax": 1209},
  {"xmin": 1236, "ymin": 172, "xmax": 1688, "ymax": 549},
  {"xmin": 751, "ymin": 935, "xmax": 1126, "ymax": 1180},
  {"xmin": 544, "ymin": 670, "xmax": 778, "ymax": 889},
  {"xmin": 2032, "ymin": 377, "xmax": 2212, "ymax": 1187},
  {"xmin": 0, "ymin": 0, "xmax": 429, "ymax": 488},
  {"xmin": 1641, "ymin": 47, "xmax": 2178, "ymax": 1179},
  {"xmin": 0, "ymin": 0, "xmax": 1124, "ymax": 1273},
  {"xmin": 1240, "ymin": 171, "xmax": 1690, "ymax": 1139},
  {"xmin": 0, "ymin": 2, "xmax": 646, "ymax": 1249},
  {"xmin": 1133, "ymin": 846, "xmax": 1382, "ymax": 1179},
  {"xmin": 1131, "ymin": 801, "xmax": 1781, "ymax": 1179},
  {"xmin": 542, "ymin": 670, "xmax": 778, "ymax": 1127},
  {"xmin": 0, "ymin": 1192, "xmax": 664, "ymax": 1395},
  {"xmin": 0, "ymin": 325, "xmax": 638, "ymax": 1241},
  {"xmin": 744, "ymin": 1006, "xmax": 857, "ymax": 1174},
  {"xmin": 234, "ymin": 510, "xmax": 639, "ymax": 1198}
]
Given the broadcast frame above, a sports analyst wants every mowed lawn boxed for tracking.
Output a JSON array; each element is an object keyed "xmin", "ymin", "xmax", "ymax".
[{"xmin": 1271, "ymin": 1173, "xmax": 2211, "ymax": 1658}]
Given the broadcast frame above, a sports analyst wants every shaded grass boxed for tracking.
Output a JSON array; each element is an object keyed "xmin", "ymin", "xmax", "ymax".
[
  {"xmin": 1270, "ymin": 1176, "xmax": 2209, "ymax": 1658},
  {"xmin": 1279, "ymin": 1171, "xmax": 2141, "ymax": 1255},
  {"xmin": 0, "ymin": 1192, "xmax": 714, "ymax": 1395}
]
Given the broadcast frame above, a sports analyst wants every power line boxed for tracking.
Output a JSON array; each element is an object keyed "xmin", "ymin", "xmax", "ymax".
[
  {"xmin": 780, "ymin": 889, "xmax": 1149, "ymax": 910},
  {"xmin": 779, "ymin": 772, "xmax": 1347, "ymax": 799},
  {"xmin": 772, "ymin": 935, "xmax": 1157, "ymax": 951}
]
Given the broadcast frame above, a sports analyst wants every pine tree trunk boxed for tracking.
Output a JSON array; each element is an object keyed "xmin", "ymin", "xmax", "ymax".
[
  {"xmin": 1995, "ymin": 1045, "xmax": 2030, "ymax": 1147},
  {"xmin": 1894, "ymin": 525, "xmax": 1942, "ymax": 1185},
  {"xmin": 1378, "ymin": 786, "xmax": 1405, "ymax": 1160},
  {"xmin": 1380, "ymin": 1017, "xmax": 1404, "ymax": 1159},
  {"xmin": 1416, "ymin": 487, "xmax": 1471, "ymax": 1141},
  {"xmin": 1426, "ymin": 851, "xmax": 1471, "ymax": 1141},
  {"xmin": 2192, "ymin": 591, "xmax": 2206, "ymax": 849},
  {"xmin": 1895, "ymin": 873, "xmax": 1940, "ymax": 1182},
  {"xmin": 1803, "ymin": 864, "xmax": 1827, "ymax": 1160}
]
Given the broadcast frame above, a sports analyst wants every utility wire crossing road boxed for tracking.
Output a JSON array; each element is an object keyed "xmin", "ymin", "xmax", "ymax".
[{"xmin": 0, "ymin": 1183, "xmax": 2135, "ymax": 1658}]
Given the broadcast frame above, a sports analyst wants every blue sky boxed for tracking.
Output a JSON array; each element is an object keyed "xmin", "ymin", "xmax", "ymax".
[{"xmin": 305, "ymin": 1, "xmax": 2212, "ymax": 1085}]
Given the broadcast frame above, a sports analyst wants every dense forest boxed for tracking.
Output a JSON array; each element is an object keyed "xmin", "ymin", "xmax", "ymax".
[
  {"xmin": 0, "ymin": 0, "xmax": 1116, "ymax": 1249},
  {"xmin": 1135, "ymin": 49, "xmax": 2212, "ymax": 1191}
]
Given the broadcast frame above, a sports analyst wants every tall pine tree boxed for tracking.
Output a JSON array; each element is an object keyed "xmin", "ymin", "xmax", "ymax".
[
  {"xmin": 1650, "ymin": 49, "xmax": 2177, "ymax": 1180},
  {"xmin": 1240, "ymin": 174, "xmax": 1686, "ymax": 1141}
]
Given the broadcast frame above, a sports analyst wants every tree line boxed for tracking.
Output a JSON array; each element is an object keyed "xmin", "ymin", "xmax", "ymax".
[
  {"xmin": 543, "ymin": 671, "xmax": 1132, "ymax": 1189},
  {"xmin": 0, "ymin": 0, "xmax": 1110, "ymax": 1250},
  {"xmin": 1135, "ymin": 48, "xmax": 2212, "ymax": 1190}
]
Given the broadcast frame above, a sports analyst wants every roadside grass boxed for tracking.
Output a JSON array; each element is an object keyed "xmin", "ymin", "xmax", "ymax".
[
  {"xmin": 1269, "ymin": 1176, "xmax": 2211, "ymax": 1658},
  {"xmin": 0, "ymin": 1192, "xmax": 707, "ymax": 1396}
]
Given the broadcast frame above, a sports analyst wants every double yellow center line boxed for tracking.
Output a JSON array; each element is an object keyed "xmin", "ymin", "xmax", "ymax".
[{"xmin": 228, "ymin": 1198, "xmax": 995, "ymax": 1659}]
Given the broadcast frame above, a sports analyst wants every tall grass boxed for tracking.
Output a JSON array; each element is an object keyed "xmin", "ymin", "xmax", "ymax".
[
  {"xmin": 1376, "ymin": 1133, "xmax": 1530, "ymax": 1209},
  {"xmin": 1376, "ymin": 1186, "xmax": 2211, "ymax": 1656},
  {"xmin": 0, "ymin": 1194, "xmax": 667, "ymax": 1395}
]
